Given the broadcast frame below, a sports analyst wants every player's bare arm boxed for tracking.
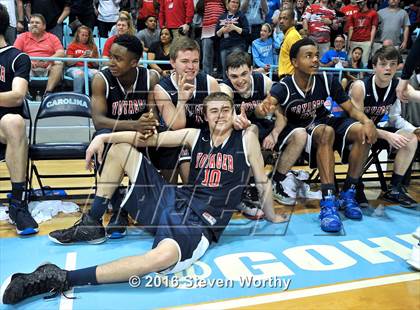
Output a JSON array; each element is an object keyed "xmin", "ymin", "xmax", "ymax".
[{"xmin": 244, "ymin": 127, "xmax": 289, "ymax": 223}]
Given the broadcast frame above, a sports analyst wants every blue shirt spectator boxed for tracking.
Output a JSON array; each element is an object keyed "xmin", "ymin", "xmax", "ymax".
[
  {"xmin": 252, "ymin": 23, "xmax": 276, "ymax": 74},
  {"xmin": 320, "ymin": 34, "xmax": 348, "ymax": 68},
  {"xmin": 266, "ymin": 0, "xmax": 280, "ymax": 23}
]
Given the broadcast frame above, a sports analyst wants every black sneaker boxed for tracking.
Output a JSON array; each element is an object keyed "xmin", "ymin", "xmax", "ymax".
[
  {"xmin": 106, "ymin": 208, "xmax": 129, "ymax": 239},
  {"xmin": 237, "ymin": 186, "xmax": 264, "ymax": 220},
  {"xmin": 48, "ymin": 213, "xmax": 106, "ymax": 244},
  {"xmin": 355, "ymin": 182, "xmax": 369, "ymax": 208},
  {"xmin": 242, "ymin": 185, "xmax": 259, "ymax": 205},
  {"xmin": 382, "ymin": 188, "xmax": 417, "ymax": 207},
  {"xmin": 0, "ymin": 263, "xmax": 71, "ymax": 305},
  {"xmin": 8, "ymin": 199, "xmax": 39, "ymax": 235}
]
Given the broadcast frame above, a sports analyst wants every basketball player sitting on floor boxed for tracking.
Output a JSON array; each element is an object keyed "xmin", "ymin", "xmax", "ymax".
[{"xmin": 0, "ymin": 92, "xmax": 288, "ymax": 305}]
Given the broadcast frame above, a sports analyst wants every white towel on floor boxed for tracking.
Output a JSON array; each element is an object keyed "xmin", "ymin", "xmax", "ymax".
[{"xmin": 0, "ymin": 201, "xmax": 79, "ymax": 224}]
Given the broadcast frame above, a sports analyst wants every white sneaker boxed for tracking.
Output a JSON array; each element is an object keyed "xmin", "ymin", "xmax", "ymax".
[
  {"xmin": 289, "ymin": 170, "xmax": 310, "ymax": 181},
  {"xmin": 407, "ymin": 243, "xmax": 420, "ymax": 271},
  {"xmin": 284, "ymin": 172, "xmax": 321, "ymax": 200},
  {"xmin": 272, "ymin": 179, "xmax": 296, "ymax": 205}
]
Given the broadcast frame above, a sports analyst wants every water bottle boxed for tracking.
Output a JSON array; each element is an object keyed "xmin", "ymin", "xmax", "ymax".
[{"xmin": 324, "ymin": 96, "xmax": 332, "ymax": 112}]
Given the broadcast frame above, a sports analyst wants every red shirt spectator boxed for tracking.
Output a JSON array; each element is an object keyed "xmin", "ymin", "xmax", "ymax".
[
  {"xmin": 159, "ymin": 0, "xmax": 194, "ymax": 30},
  {"xmin": 138, "ymin": 0, "xmax": 158, "ymax": 20},
  {"xmin": 14, "ymin": 31, "xmax": 63, "ymax": 59},
  {"xmin": 201, "ymin": 0, "xmax": 226, "ymax": 39},
  {"xmin": 348, "ymin": 9, "xmax": 378, "ymax": 42},
  {"xmin": 102, "ymin": 35, "xmax": 116, "ymax": 57},
  {"xmin": 303, "ymin": 3, "xmax": 336, "ymax": 44},
  {"xmin": 340, "ymin": 3, "xmax": 359, "ymax": 33},
  {"xmin": 66, "ymin": 41, "xmax": 99, "ymax": 68}
]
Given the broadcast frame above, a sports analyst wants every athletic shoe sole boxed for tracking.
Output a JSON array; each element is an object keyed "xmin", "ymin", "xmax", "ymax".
[
  {"xmin": 8, "ymin": 219, "xmax": 39, "ymax": 236},
  {"xmin": 381, "ymin": 195, "xmax": 416, "ymax": 208},
  {"xmin": 48, "ymin": 234, "xmax": 107, "ymax": 245},
  {"xmin": 273, "ymin": 195, "xmax": 296, "ymax": 206},
  {"xmin": 0, "ymin": 274, "xmax": 12, "ymax": 304},
  {"xmin": 107, "ymin": 229, "xmax": 127, "ymax": 239}
]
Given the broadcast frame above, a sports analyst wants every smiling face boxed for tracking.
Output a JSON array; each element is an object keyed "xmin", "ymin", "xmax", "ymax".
[
  {"xmin": 226, "ymin": 64, "xmax": 252, "ymax": 94},
  {"xmin": 227, "ymin": 0, "xmax": 240, "ymax": 13},
  {"xmin": 205, "ymin": 100, "xmax": 234, "ymax": 133},
  {"xmin": 108, "ymin": 44, "xmax": 138, "ymax": 77},
  {"xmin": 333, "ymin": 36, "xmax": 345, "ymax": 51},
  {"xmin": 171, "ymin": 49, "xmax": 200, "ymax": 81},
  {"xmin": 260, "ymin": 24, "xmax": 271, "ymax": 40},
  {"xmin": 292, "ymin": 44, "xmax": 320, "ymax": 75}
]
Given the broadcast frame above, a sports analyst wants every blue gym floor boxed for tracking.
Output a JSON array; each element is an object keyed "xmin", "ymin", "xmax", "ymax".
[{"xmin": 0, "ymin": 205, "xmax": 418, "ymax": 310}]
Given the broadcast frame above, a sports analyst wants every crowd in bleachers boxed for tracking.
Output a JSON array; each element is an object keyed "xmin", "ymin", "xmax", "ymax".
[{"xmin": 1, "ymin": 0, "xmax": 420, "ymax": 96}]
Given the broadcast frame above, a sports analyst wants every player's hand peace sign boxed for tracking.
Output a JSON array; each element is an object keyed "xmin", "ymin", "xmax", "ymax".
[{"xmin": 178, "ymin": 73, "xmax": 195, "ymax": 104}]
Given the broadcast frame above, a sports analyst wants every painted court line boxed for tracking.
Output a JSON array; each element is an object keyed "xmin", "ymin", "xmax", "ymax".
[
  {"xmin": 173, "ymin": 273, "xmax": 420, "ymax": 310},
  {"xmin": 59, "ymin": 252, "xmax": 77, "ymax": 310}
]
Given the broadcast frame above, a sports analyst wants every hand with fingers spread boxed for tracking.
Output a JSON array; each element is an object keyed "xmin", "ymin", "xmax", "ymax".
[
  {"xmin": 361, "ymin": 120, "xmax": 377, "ymax": 145},
  {"xmin": 386, "ymin": 132, "xmax": 410, "ymax": 149},
  {"xmin": 233, "ymin": 104, "xmax": 251, "ymax": 130},
  {"xmin": 135, "ymin": 109, "xmax": 159, "ymax": 137},
  {"xmin": 85, "ymin": 135, "xmax": 105, "ymax": 170},
  {"xmin": 178, "ymin": 73, "xmax": 195, "ymax": 104}
]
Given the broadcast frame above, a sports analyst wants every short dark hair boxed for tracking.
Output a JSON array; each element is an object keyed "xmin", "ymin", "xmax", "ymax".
[
  {"xmin": 290, "ymin": 38, "xmax": 316, "ymax": 62},
  {"xmin": 31, "ymin": 13, "xmax": 46, "ymax": 25},
  {"xmin": 334, "ymin": 34, "xmax": 345, "ymax": 41},
  {"xmin": 202, "ymin": 92, "xmax": 234, "ymax": 115},
  {"xmin": 0, "ymin": 4, "xmax": 10, "ymax": 36},
  {"xmin": 145, "ymin": 15, "xmax": 157, "ymax": 22},
  {"xmin": 281, "ymin": 8, "xmax": 295, "ymax": 19},
  {"xmin": 114, "ymin": 34, "xmax": 143, "ymax": 60},
  {"xmin": 226, "ymin": 51, "xmax": 252, "ymax": 70},
  {"xmin": 169, "ymin": 36, "xmax": 200, "ymax": 60},
  {"xmin": 371, "ymin": 45, "xmax": 400, "ymax": 66}
]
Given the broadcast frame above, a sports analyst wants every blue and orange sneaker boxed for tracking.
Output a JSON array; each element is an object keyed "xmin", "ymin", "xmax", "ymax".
[
  {"xmin": 319, "ymin": 196, "xmax": 342, "ymax": 232},
  {"xmin": 339, "ymin": 188, "xmax": 363, "ymax": 220}
]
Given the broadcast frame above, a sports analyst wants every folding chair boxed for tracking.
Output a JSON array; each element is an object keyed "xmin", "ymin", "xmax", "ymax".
[
  {"xmin": 0, "ymin": 99, "xmax": 32, "ymax": 198},
  {"xmin": 28, "ymin": 92, "xmax": 95, "ymax": 199}
]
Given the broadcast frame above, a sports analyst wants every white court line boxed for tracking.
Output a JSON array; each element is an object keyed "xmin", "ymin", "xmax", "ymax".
[
  {"xmin": 173, "ymin": 273, "xmax": 420, "ymax": 310},
  {"xmin": 59, "ymin": 252, "xmax": 77, "ymax": 310}
]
